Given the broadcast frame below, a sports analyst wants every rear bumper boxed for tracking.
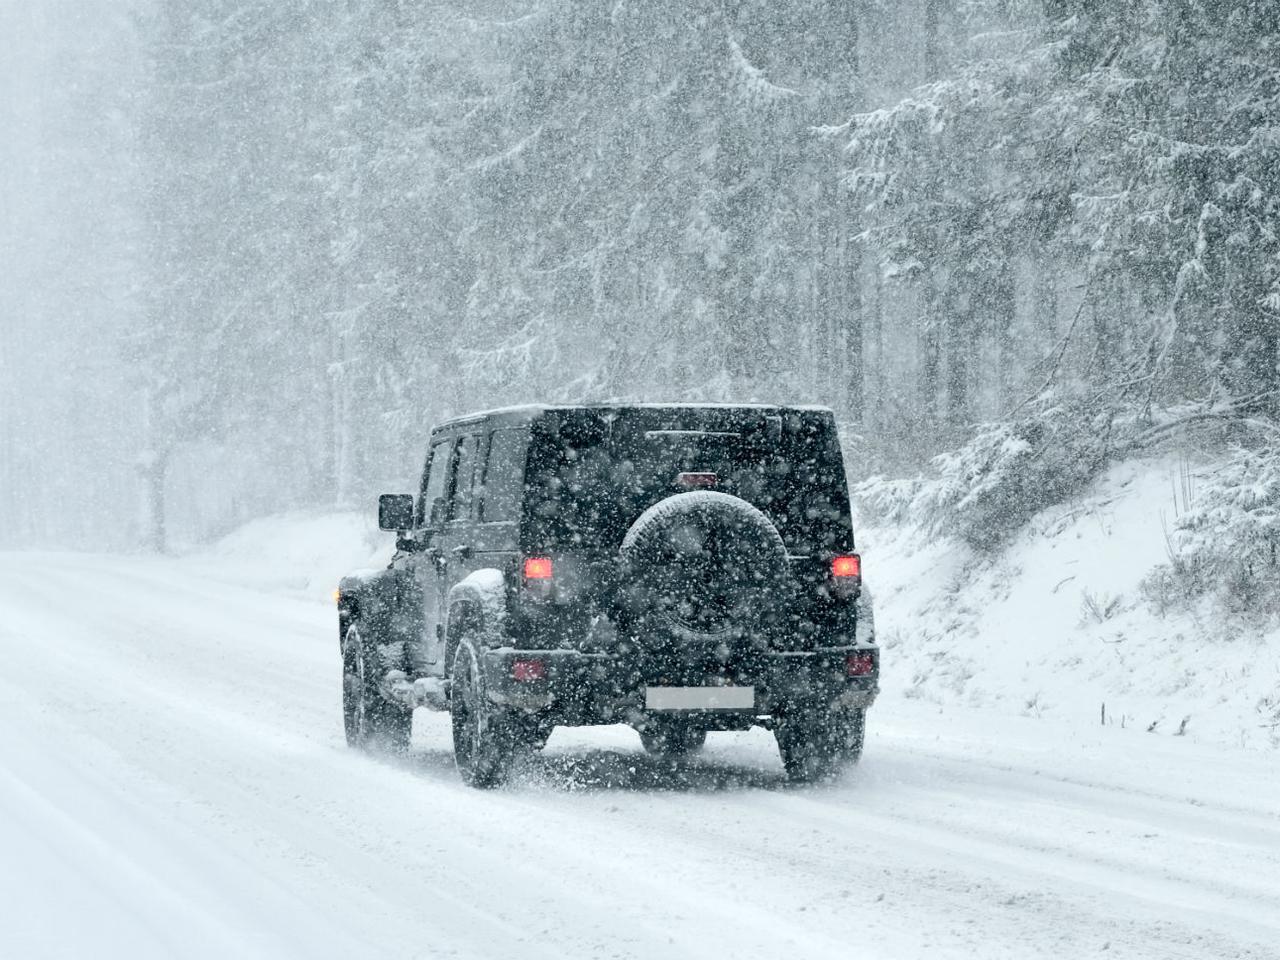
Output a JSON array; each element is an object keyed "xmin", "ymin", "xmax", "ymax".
[{"xmin": 479, "ymin": 646, "xmax": 879, "ymax": 725}]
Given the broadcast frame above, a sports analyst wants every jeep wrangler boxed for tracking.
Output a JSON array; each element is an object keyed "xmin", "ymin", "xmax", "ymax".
[{"xmin": 337, "ymin": 404, "xmax": 878, "ymax": 787}]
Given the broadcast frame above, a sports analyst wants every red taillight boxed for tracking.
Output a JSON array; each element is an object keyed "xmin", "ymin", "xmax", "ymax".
[
  {"xmin": 846, "ymin": 652, "xmax": 875, "ymax": 677},
  {"xmin": 512, "ymin": 658, "xmax": 546, "ymax": 682},
  {"xmin": 832, "ymin": 554, "xmax": 861, "ymax": 579},
  {"xmin": 523, "ymin": 556, "xmax": 553, "ymax": 580}
]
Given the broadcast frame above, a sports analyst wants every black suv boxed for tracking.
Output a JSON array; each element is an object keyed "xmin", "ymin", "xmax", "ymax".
[{"xmin": 337, "ymin": 404, "xmax": 878, "ymax": 786}]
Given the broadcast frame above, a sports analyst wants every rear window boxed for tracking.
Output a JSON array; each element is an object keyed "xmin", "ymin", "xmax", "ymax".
[
  {"xmin": 479, "ymin": 428, "xmax": 525, "ymax": 522},
  {"xmin": 523, "ymin": 409, "xmax": 851, "ymax": 556},
  {"xmin": 448, "ymin": 434, "xmax": 480, "ymax": 520}
]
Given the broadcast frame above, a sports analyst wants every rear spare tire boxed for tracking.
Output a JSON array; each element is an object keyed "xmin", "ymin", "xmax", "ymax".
[{"xmin": 619, "ymin": 491, "xmax": 788, "ymax": 642}]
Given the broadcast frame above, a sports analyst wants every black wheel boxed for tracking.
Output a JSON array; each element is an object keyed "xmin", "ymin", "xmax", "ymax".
[
  {"xmin": 342, "ymin": 622, "xmax": 411, "ymax": 753},
  {"xmin": 638, "ymin": 719, "xmax": 707, "ymax": 758},
  {"xmin": 449, "ymin": 641, "xmax": 534, "ymax": 788},
  {"xmin": 775, "ymin": 708, "xmax": 855, "ymax": 783},
  {"xmin": 838, "ymin": 708, "xmax": 866, "ymax": 763}
]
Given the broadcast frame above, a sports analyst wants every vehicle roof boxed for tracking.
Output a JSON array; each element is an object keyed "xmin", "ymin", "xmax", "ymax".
[{"xmin": 430, "ymin": 402, "xmax": 835, "ymax": 433}]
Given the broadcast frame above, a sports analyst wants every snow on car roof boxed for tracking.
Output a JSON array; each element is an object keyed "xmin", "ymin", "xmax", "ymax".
[{"xmin": 433, "ymin": 401, "xmax": 834, "ymax": 430}]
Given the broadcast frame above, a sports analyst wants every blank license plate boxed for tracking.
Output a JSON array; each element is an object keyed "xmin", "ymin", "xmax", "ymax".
[{"xmin": 645, "ymin": 686, "xmax": 755, "ymax": 711}]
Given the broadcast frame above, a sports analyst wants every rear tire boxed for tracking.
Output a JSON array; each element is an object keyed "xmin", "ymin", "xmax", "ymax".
[
  {"xmin": 449, "ymin": 641, "xmax": 535, "ymax": 788},
  {"xmin": 775, "ymin": 708, "xmax": 857, "ymax": 783},
  {"xmin": 342, "ymin": 622, "xmax": 412, "ymax": 753},
  {"xmin": 838, "ymin": 708, "xmax": 866, "ymax": 764},
  {"xmin": 638, "ymin": 719, "xmax": 707, "ymax": 758}
]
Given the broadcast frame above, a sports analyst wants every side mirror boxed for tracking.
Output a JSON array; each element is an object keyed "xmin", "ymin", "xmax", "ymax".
[
  {"xmin": 428, "ymin": 496, "xmax": 447, "ymax": 526},
  {"xmin": 378, "ymin": 493, "xmax": 415, "ymax": 532}
]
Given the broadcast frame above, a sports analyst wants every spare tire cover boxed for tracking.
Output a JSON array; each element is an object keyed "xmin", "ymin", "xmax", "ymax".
[{"xmin": 619, "ymin": 491, "xmax": 788, "ymax": 641}]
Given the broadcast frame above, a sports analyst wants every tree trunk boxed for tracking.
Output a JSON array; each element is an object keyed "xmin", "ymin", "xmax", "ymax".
[
  {"xmin": 331, "ymin": 328, "xmax": 352, "ymax": 507},
  {"xmin": 813, "ymin": 173, "xmax": 834, "ymax": 398},
  {"xmin": 991, "ymin": 258, "xmax": 1016, "ymax": 410},
  {"xmin": 835, "ymin": 194, "xmax": 863, "ymax": 420},
  {"xmin": 143, "ymin": 449, "xmax": 169, "ymax": 554},
  {"xmin": 837, "ymin": 2, "xmax": 863, "ymax": 423},
  {"xmin": 919, "ymin": 279, "xmax": 942, "ymax": 429},
  {"xmin": 870, "ymin": 264, "xmax": 884, "ymax": 432},
  {"xmin": 918, "ymin": 0, "xmax": 943, "ymax": 431},
  {"xmin": 843, "ymin": 236, "xmax": 864, "ymax": 422},
  {"xmin": 945, "ymin": 289, "xmax": 969, "ymax": 430},
  {"xmin": 924, "ymin": 0, "xmax": 941, "ymax": 82},
  {"xmin": 1035, "ymin": 252, "xmax": 1058, "ymax": 343}
]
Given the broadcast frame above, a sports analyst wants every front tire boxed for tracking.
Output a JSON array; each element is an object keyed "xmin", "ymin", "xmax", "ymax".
[{"xmin": 342, "ymin": 622, "xmax": 411, "ymax": 753}]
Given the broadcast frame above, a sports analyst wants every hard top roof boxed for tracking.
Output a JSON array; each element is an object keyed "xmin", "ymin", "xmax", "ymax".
[{"xmin": 430, "ymin": 402, "xmax": 835, "ymax": 434}]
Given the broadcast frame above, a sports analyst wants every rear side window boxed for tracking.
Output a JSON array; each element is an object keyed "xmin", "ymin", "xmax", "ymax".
[
  {"xmin": 448, "ymin": 434, "xmax": 480, "ymax": 520},
  {"xmin": 479, "ymin": 429, "xmax": 525, "ymax": 522}
]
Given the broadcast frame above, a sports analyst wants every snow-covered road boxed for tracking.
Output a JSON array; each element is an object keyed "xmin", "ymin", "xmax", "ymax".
[{"xmin": 2, "ymin": 552, "xmax": 1278, "ymax": 960}]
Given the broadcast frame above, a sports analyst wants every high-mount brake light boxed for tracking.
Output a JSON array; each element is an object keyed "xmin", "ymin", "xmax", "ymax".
[
  {"xmin": 831, "ymin": 554, "xmax": 862, "ymax": 579},
  {"xmin": 523, "ymin": 556, "xmax": 554, "ymax": 580},
  {"xmin": 677, "ymin": 472, "xmax": 718, "ymax": 488},
  {"xmin": 846, "ymin": 652, "xmax": 876, "ymax": 677}
]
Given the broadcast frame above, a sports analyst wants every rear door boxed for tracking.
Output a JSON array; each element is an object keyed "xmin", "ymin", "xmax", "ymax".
[
  {"xmin": 431, "ymin": 432, "xmax": 483, "ymax": 660},
  {"xmin": 413, "ymin": 435, "xmax": 454, "ymax": 674}
]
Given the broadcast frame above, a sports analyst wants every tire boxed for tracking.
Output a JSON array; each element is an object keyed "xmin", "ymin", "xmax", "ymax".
[
  {"xmin": 449, "ymin": 641, "xmax": 535, "ymax": 788},
  {"xmin": 838, "ymin": 708, "xmax": 866, "ymax": 764},
  {"xmin": 619, "ymin": 491, "xmax": 788, "ymax": 643},
  {"xmin": 775, "ymin": 708, "xmax": 857, "ymax": 784},
  {"xmin": 342, "ymin": 622, "xmax": 411, "ymax": 753},
  {"xmin": 638, "ymin": 719, "xmax": 707, "ymax": 758}
]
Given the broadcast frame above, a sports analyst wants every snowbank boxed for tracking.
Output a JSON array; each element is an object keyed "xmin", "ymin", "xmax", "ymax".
[
  {"xmin": 859, "ymin": 456, "xmax": 1280, "ymax": 750},
  {"xmin": 184, "ymin": 511, "xmax": 393, "ymax": 602}
]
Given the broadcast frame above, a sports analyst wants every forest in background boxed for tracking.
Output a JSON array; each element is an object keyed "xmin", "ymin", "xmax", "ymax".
[{"xmin": 2, "ymin": 1, "xmax": 1277, "ymax": 586}]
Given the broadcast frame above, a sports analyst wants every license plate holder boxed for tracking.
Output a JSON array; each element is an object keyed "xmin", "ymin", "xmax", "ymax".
[{"xmin": 644, "ymin": 686, "xmax": 755, "ymax": 711}]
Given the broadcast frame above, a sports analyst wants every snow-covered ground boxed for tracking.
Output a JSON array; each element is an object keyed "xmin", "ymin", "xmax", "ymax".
[
  {"xmin": 860, "ymin": 456, "xmax": 1280, "ymax": 750},
  {"xmin": 185, "ymin": 509, "xmax": 392, "ymax": 601},
  {"xmin": 3, "ymin": 487, "xmax": 1280, "ymax": 959}
]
